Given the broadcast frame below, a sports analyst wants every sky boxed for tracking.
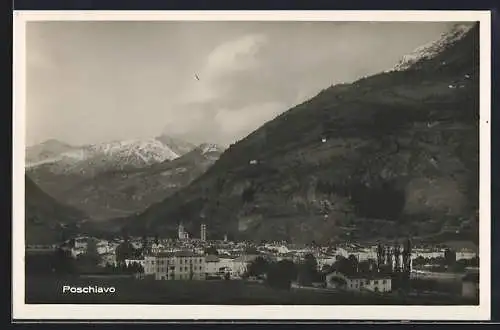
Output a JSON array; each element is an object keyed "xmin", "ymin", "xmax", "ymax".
[{"xmin": 26, "ymin": 21, "xmax": 457, "ymax": 147}]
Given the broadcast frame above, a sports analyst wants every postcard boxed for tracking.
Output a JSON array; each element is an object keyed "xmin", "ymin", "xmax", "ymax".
[{"xmin": 12, "ymin": 10, "xmax": 491, "ymax": 321}]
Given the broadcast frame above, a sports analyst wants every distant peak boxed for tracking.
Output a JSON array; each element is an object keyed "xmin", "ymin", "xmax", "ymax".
[
  {"xmin": 197, "ymin": 143, "xmax": 225, "ymax": 154},
  {"xmin": 390, "ymin": 22, "xmax": 475, "ymax": 72},
  {"xmin": 39, "ymin": 139, "xmax": 72, "ymax": 147}
]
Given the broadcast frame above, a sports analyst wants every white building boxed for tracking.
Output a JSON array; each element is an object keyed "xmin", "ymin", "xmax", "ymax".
[
  {"xmin": 125, "ymin": 258, "xmax": 146, "ymax": 268},
  {"xmin": 325, "ymin": 271, "xmax": 392, "ymax": 293},
  {"xmin": 411, "ymin": 250, "xmax": 445, "ymax": 260},
  {"xmin": 144, "ymin": 251, "xmax": 205, "ymax": 280},
  {"xmin": 205, "ymin": 255, "xmax": 223, "ymax": 277},
  {"xmin": 97, "ymin": 241, "xmax": 112, "ymax": 255},
  {"xmin": 231, "ymin": 254, "xmax": 260, "ymax": 277},
  {"xmin": 456, "ymin": 250, "xmax": 477, "ymax": 261},
  {"xmin": 276, "ymin": 245, "xmax": 289, "ymax": 254},
  {"xmin": 203, "ymin": 254, "xmax": 259, "ymax": 278},
  {"xmin": 218, "ymin": 257, "xmax": 236, "ymax": 275},
  {"xmin": 316, "ymin": 256, "xmax": 337, "ymax": 271},
  {"xmin": 71, "ymin": 247, "xmax": 86, "ymax": 258},
  {"xmin": 151, "ymin": 243, "xmax": 166, "ymax": 254},
  {"xmin": 100, "ymin": 252, "xmax": 117, "ymax": 267},
  {"xmin": 74, "ymin": 238, "xmax": 88, "ymax": 249}
]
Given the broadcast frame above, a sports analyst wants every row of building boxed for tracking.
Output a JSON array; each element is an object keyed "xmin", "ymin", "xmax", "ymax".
[{"xmin": 126, "ymin": 252, "xmax": 260, "ymax": 281}]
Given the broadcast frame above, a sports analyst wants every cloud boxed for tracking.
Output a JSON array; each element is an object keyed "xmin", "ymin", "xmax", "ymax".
[
  {"xmin": 25, "ymin": 21, "xmax": 454, "ymax": 147},
  {"xmin": 177, "ymin": 34, "xmax": 268, "ymax": 105},
  {"xmin": 204, "ymin": 34, "xmax": 267, "ymax": 78},
  {"xmin": 214, "ymin": 101, "xmax": 285, "ymax": 140}
]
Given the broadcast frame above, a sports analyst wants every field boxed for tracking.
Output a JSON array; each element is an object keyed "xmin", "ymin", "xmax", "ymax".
[{"xmin": 25, "ymin": 275, "xmax": 478, "ymax": 305}]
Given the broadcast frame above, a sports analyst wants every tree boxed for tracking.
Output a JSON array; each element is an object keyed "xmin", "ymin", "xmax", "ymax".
[
  {"xmin": 267, "ymin": 260, "xmax": 296, "ymax": 290},
  {"xmin": 77, "ymin": 239, "xmax": 101, "ymax": 273},
  {"xmin": 244, "ymin": 246, "xmax": 258, "ymax": 254},
  {"xmin": 347, "ymin": 254, "xmax": 359, "ymax": 274},
  {"xmin": 413, "ymin": 256, "xmax": 426, "ymax": 267},
  {"xmin": 129, "ymin": 262, "xmax": 144, "ymax": 274},
  {"xmin": 298, "ymin": 253, "xmax": 319, "ymax": 286},
  {"xmin": 50, "ymin": 247, "xmax": 75, "ymax": 275},
  {"xmin": 84, "ymin": 239, "xmax": 100, "ymax": 265},
  {"xmin": 358, "ymin": 260, "xmax": 371, "ymax": 273},
  {"xmin": 470, "ymin": 256, "xmax": 479, "ymax": 267},
  {"xmin": 331, "ymin": 255, "xmax": 358, "ymax": 276},
  {"xmin": 247, "ymin": 256, "xmax": 269, "ymax": 277},
  {"xmin": 321, "ymin": 264, "xmax": 332, "ymax": 274},
  {"xmin": 204, "ymin": 246, "xmax": 218, "ymax": 255},
  {"xmin": 141, "ymin": 235, "xmax": 150, "ymax": 256},
  {"xmin": 329, "ymin": 275, "xmax": 347, "ymax": 288},
  {"xmin": 444, "ymin": 249, "xmax": 457, "ymax": 267},
  {"xmin": 116, "ymin": 241, "xmax": 136, "ymax": 265}
]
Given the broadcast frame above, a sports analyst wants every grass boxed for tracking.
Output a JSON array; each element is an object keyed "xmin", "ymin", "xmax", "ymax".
[{"xmin": 26, "ymin": 275, "xmax": 477, "ymax": 305}]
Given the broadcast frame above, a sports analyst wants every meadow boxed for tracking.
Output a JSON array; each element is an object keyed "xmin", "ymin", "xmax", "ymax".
[{"xmin": 25, "ymin": 275, "xmax": 477, "ymax": 305}]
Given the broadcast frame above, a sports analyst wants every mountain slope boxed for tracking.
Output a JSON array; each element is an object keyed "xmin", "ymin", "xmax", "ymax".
[
  {"xmin": 43, "ymin": 143, "xmax": 225, "ymax": 220},
  {"xmin": 155, "ymin": 134, "xmax": 196, "ymax": 156},
  {"xmin": 25, "ymin": 175, "xmax": 88, "ymax": 244},
  {"xmin": 121, "ymin": 24, "xmax": 479, "ymax": 244},
  {"xmin": 392, "ymin": 23, "xmax": 474, "ymax": 72},
  {"xmin": 26, "ymin": 136, "xmax": 197, "ymax": 208}
]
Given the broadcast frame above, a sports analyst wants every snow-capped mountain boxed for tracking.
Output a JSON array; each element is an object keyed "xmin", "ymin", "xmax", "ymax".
[
  {"xmin": 26, "ymin": 139, "xmax": 78, "ymax": 166},
  {"xmin": 26, "ymin": 137, "xmax": 191, "ymax": 173},
  {"xmin": 27, "ymin": 141, "xmax": 225, "ymax": 221},
  {"xmin": 198, "ymin": 143, "xmax": 226, "ymax": 155},
  {"xmin": 25, "ymin": 135, "xmax": 225, "ymax": 221},
  {"xmin": 83, "ymin": 138, "xmax": 180, "ymax": 165},
  {"xmin": 155, "ymin": 134, "xmax": 196, "ymax": 156},
  {"xmin": 391, "ymin": 23, "xmax": 474, "ymax": 72}
]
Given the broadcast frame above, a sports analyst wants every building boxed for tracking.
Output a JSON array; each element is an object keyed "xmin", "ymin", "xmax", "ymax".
[
  {"xmin": 201, "ymin": 224, "xmax": 207, "ymax": 241},
  {"xmin": 325, "ymin": 271, "xmax": 392, "ymax": 293},
  {"xmin": 231, "ymin": 254, "xmax": 260, "ymax": 277},
  {"xmin": 96, "ymin": 241, "xmax": 112, "ymax": 255},
  {"xmin": 456, "ymin": 249, "xmax": 478, "ymax": 261},
  {"xmin": 462, "ymin": 272, "xmax": 479, "ymax": 299},
  {"xmin": 151, "ymin": 242, "xmax": 166, "ymax": 254},
  {"xmin": 144, "ymin": 251, "xmax": 205, "ymax": 280},
  {"xmin": 125, "ymin": 258, "xmax": 146, "ymax": 268},
  {"xmin": 316, "ymin": 256, "xmax": 337, "ymax": 271},
  {"xmin": 100, "ymin": 252, "xmax": 117, "ymax": 267},
  {"xmin": 178, "ymin": 223, "xmax": 189, "ymax": 240},
  {"xmin": 70, "ymin": 247, "xmax": 86, "ymax": 258},
  {"xmin": 74, "ymin": 238, "xmax": 88, "ymax": 250},
  {"xmin": 205, "ymin": 255, "xmax": 223, "ymax": 278}
]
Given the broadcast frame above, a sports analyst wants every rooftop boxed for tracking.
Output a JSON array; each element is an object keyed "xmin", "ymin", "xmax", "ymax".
[
  {"xmin": 154, "ymin": 250, "xmax": 202, "ymax": 258},
  {"xmin": 205, "ymin": 255, "xmax": 220, "ymax": 262}
]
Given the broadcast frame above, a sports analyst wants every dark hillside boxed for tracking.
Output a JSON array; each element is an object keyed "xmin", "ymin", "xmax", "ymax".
[{"xmin": 120, "ymin": 24, "xmax": 479, "ymax": 244}]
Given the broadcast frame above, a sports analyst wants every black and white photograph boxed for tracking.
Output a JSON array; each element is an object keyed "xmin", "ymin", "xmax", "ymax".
[{"xmin": 13, "ymin": 10, "xmax": 491, "ymax": 320}]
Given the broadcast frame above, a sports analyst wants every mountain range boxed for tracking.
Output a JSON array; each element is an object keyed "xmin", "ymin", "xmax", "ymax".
[
  {"xmin": 26, "ymin": 134, "xmax": 225, "ymax": 221},
  {"xmin": 117, "ymin": 23, "xmax": 480, "ymax": 244}
]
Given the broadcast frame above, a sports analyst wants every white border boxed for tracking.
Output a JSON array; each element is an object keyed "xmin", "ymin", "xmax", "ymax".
[{"xmin": 12, "ymin": 10, "xmax": 492, "ymax": 321}]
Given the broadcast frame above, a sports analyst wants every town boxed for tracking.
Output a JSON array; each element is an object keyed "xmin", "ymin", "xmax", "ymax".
[{"xmin": 26, "ymin": 222, "xmax": 480, "ymax": 304}]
